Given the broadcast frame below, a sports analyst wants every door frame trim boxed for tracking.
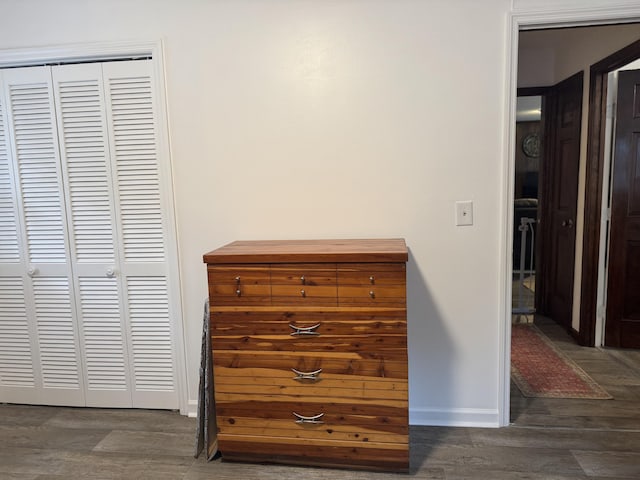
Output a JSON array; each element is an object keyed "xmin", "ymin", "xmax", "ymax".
[
  {"xmin": 0, "ymin": 40, "xmax": 189, "ymax": 415},
  {"xmin": 579, "ymin": 38, "xmax": 640, "ymax": 347},
  {"xmin": 502, "ymin": 6, "xmax": 640, "ymax": 427}
]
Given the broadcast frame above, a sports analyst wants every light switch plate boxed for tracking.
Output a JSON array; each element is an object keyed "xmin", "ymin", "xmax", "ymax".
[{"xmin": 455, "ymin": 201, "xmax": 473, "ymax": 226}]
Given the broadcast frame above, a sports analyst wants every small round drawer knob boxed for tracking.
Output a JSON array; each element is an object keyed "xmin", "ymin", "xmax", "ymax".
[
  {"xmin": 300, "ymin": 275, "xmax": 306, "ymax": 285},
  {"xmin": 369, "ymin": 291, "xmax": 375, "ymax": 298},
  {"xmin": 235, "ymin": 289, "xmax": 241, "ymax": 296},
  {"xmin": 235, "ymin": 276, "xmax": 241, "ymax": 282},
  {"xmin": 300, "ymin": 289, "xmax": 306, "ymax": 297},
  {"xmin": 369, "ymin": 276, "xmax": 375, "ymax": 284}
]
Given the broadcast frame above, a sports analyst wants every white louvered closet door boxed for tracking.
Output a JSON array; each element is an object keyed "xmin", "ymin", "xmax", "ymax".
[
  {"xmin": 51, "ymin": 63, "xmax": 132, "ymax": 407},
  {"xmin": 101, "ymin": 60, "xmax": 178, "ymax": 409},
  {"xmin": 0, "ymin": 60, "xmax": 179, "ymax": 409},
  {"xmin": 0, "ymin": 67, "xmax": 86, "ymax": 406}
]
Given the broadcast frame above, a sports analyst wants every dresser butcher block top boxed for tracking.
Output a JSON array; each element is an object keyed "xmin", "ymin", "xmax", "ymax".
[
  {"xmin": 204, "ymin": 238, "xmax": 409, "ymax": 472},
  {"xmin": 203, "ymin": 238, "xmax": 408, "ymax": 264}
]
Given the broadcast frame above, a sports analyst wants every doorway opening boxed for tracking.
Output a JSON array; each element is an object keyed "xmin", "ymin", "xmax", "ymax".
[{"xmin": 509, "ymin": 24, "xmax": 640, "ymax": 427}]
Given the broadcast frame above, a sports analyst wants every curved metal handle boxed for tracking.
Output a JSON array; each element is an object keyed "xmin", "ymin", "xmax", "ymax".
[
  {"xmin": 291, "ymin": 368, "xmax": 322, "ymax": 381},
  {"xmin": 289, "ymin": 323, "xmax": 321, "ymax": 336},
  {"xmin": 293, "ymin": 412, "xmax": 324, "ymax": 424}
]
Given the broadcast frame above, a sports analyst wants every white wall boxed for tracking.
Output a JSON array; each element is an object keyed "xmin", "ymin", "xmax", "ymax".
[
  {"xmin": 2, "ymin": 0, "xmax": 637, "ymax": 427},
  {"xmin": 1, "ymin": 0, "xmax": 511, "ymax": 426}
]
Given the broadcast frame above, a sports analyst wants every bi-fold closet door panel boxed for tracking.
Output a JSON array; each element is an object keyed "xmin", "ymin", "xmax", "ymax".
[
  {"xmin": 0, "ymin": 66, "xmax": 85, "ymax": 406},
  {"xmin": 0, "ymin": 60, "xmax": 178, "ymax": 409}
]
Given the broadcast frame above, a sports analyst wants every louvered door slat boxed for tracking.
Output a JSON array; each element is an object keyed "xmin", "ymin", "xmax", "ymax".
[
  {"xmin": 0, "ymin": 79, "xmax": 20, "ymax": 262},
  {"xmin": 127, "ymin": 276, "xmax": 174, "ymax": 391},
  {"xmin": 54, "ymin": 70, "xmax": 115, "ymax": 264},
  {"xmin": 105, "ymin": 63, "xmax": 165, "ymax": 264},
  {"xmin": 32, "ymin": 277, "xmax": 79, "ymax": 389},
  {"xmin": 78, "ymin": 277, "xmax": 127, "ymax": 391},
  {"xmin": 8, "ymin": 77, "xmax": 67, "ymax": 265},
  {"xmin": 0, "ymin": 278, "xmax": 34, "ymax": 387}
]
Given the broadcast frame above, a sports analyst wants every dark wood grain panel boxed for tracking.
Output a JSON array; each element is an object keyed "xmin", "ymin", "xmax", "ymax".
[
  {"xmin": 211, "ymin": 308, "xmax": 407, "ymax": 336},
  {"xmin": 271, "ymin": 284, "xmax": 338, "ymax": 305},
  {"xmin": 216, "ymin": 398, "xmax": 407, "ymax": 423},
  {"xmin": 218, "ymin": 438, "xmax": 409, "ymax": 472},
  {"xmin": 213, "ymin": 374, "xmax": 407, "ymax": 400},
  {"xmin": 211, "ymin": 334, "xmax": 407, "ymax": 359},
  {"xmin": 213, "ymin": 351, "xmax": 408, "ymax": 379},
  {"xmin": 337, "ymin": 263, "xmax": 406, "ymax": 286},
  {"xmin": 208, "ymin": 284, "xmax": 271, "ymax": 306},
  {"xmin": 270, "ymin": 264, "xmax": 337, "ymax": 285},
  {"xmin": 337, "ymin": 285, "xmax": 406, "ymax": 306},
  {"xmin": 217, "ymin": 417, "xmax": 407, "ymax": 444},
  {"xmin": 207, "ymin": 265, "xmax": 271, "ymax": 284}
]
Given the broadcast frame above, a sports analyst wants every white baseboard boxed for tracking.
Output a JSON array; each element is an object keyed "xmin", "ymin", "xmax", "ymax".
[
  {"xmin": 186, "ymin": 399, "xmax": 198, "ymax": 418},
  {"xmin": 410, "ymin": 407, "xmax": 500, "ymax": 427}
]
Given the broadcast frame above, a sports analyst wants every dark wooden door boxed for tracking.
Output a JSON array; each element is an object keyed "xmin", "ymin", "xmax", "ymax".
[
  {"xmin": 605, "ymin": 69, "xmax": 640, "ymax": 348},
  {"xmin": 540, "ymin": 72, "xmax": 583, "ymax": 330}
]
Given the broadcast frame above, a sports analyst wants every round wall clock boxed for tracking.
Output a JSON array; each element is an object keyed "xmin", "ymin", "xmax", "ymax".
[{"xmin": 522, "ymin": 133, "xmax": 540, "ymax": 158}]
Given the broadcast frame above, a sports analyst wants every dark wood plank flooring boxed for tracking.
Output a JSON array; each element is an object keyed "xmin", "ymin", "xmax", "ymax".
[{"xmin": 1, "ymin": 317, "xmax": 638, "ymax": 479}]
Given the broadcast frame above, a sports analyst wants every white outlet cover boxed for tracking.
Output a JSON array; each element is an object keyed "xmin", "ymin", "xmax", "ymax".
[{"xmin": 455, "ymin": 201, "xmax": 473, "ymax": 226}]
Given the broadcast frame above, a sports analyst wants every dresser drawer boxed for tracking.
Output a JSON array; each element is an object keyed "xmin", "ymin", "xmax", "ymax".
[
  {"xmin": 213, "ymin": 351, "xmax": 408, "ymax": 380},
  {"xmin": 337, "ymin": 285, "xmax": 406, "ymax": 306},
  {"xmin": 338, "ymin": 263, "xmax": 405, "ymax": 306},
  {"xmin": 215, "ymin": 398, "xmax": 408, "ymax": 471},
  {"xmin": 214, "ymin": 365, "xmax": 407, "ymax": 401},
  {"xmin": 208, "ymin": 265, "xmax": 271, "ymax": 285},
  {"xmin": 270, "ymin": 264, "xmax": 337, "ymax": 285},
  {"xmin": 270, "ymin": 285, "xmax": 337, "ymax": 305},
  {"xmin": 216, "ymin": 404, "xmax": 407, "ymax": 443},
  {"xmin": 218, "ymin": 438, "xmax": 409, "ymax": 472},
  {"xmin": 270, "ymin": 264, "xmax": 337, "ymax": 305},
  {"xmin": 208, "ymin": 265, "xmax": 271, "ymax": 305},
  {"xmin": 211, "ymin": 308, "xmax": 407, "ymax": 336},
  {"xmin": 211, "ymin": 333, "xmax": 407, "ymax": 359},
  {"xmin": 337, "ymin": 263, "xmax": 406, "ymax": 285}
]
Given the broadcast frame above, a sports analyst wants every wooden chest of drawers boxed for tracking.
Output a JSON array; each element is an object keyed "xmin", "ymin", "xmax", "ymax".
[{"xmin": 203, "ymin": 239, "xmax": 409, "ymax": 472}]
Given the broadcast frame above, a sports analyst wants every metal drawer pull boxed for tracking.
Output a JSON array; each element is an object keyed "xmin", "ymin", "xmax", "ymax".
[
  {"xmin": 289, "ymin": 323, "xmax": 321, "ymax": 336},
  {"xmin": 300, "ymin": 275, "xmax": 306, "ymax": 284},
  {"xmin": 291, "ymin": 368, "xmax": 322, "ymax": 381},
  {"xmin": 235, "ymin": 276, "xmax": 241, "ymax": 282},
  {"xmin": 300, "ymin": 289, "xmax": 306, "ymax": 297},
  {"xmin": 235, "ymin": 289, "xmax": 241, "ymax": 296},
  {"xmin": 293, "ymin": 412, "xmax": 324, "ymax": 424},
  {"xmin": 369, "ymin": 290, "xmax": 375, "ymax": 298},
  {"xmin": 369, "ymin": 275, "xmax": 375, "ymax": 284}
]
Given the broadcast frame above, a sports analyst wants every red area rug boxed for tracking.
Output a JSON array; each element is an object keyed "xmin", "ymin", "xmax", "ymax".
[{"xmin": 511, "ymin": 324, "xmax": 612, "ymax": 399}]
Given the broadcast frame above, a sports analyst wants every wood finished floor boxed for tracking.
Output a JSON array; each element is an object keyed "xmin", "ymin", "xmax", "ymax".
[{"xmin": 1, "ymin": 319, "xmax": 639, "ymax": 479}]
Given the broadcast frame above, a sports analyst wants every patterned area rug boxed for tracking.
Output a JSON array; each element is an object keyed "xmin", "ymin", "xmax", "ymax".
[{"xmin": 511, "ymin": 324, "xmax": 612, "ymax": 399}]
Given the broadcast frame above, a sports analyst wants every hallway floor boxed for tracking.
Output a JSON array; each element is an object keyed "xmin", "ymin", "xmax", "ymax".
[{"xmin": 1, "ymin": 318, "xmax": 639, "ymax": 479}]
